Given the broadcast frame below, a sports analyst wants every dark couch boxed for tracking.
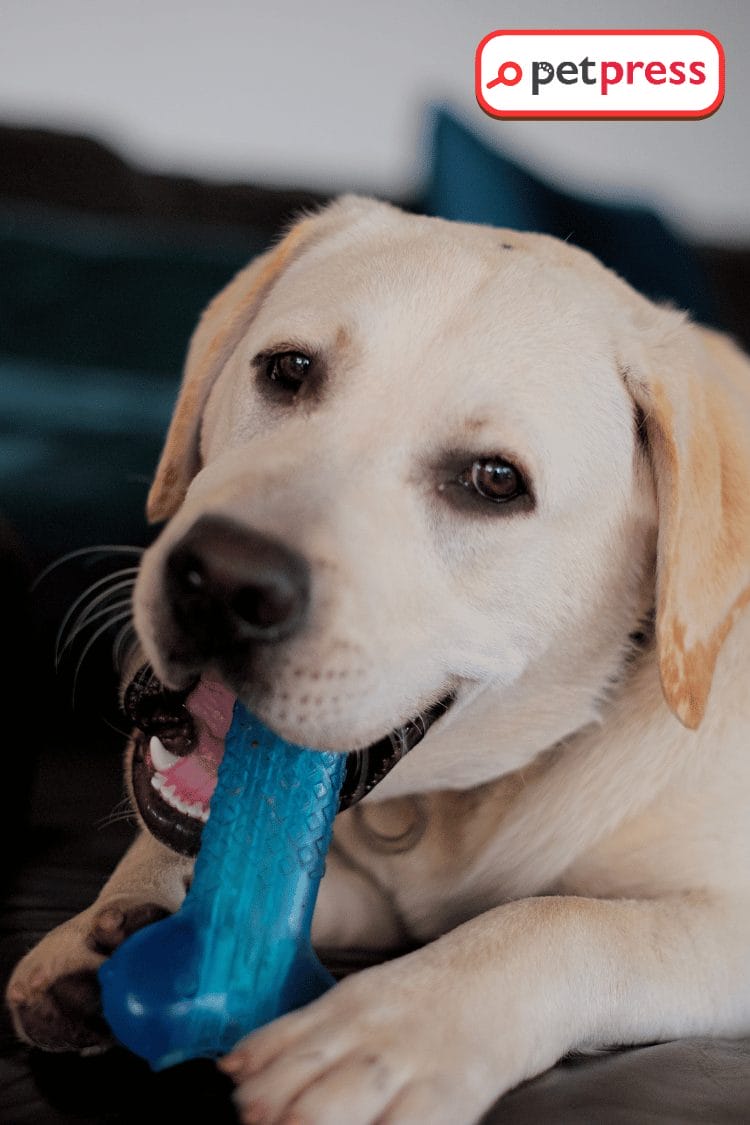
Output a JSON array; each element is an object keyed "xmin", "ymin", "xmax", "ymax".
[{"xmin": 2, "ymin": 113, "xmax": 750, "ymax": 1123}]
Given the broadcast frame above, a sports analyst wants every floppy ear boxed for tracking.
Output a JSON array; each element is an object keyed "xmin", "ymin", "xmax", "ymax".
[
  {"xmin": 624, "ymin": 319, "xmax": 750, "ymax": 728},
  {"xmin": 146, "ymin": 217, "xmax": 317, "ymax": 523}
]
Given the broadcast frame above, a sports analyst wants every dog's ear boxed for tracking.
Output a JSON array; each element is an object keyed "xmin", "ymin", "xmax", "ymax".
[
  {"xmin": 147, "ymin": 217, "xmax": 317, "ymax": 523},
  {"xmin": 624, "ymin": 319, "xmax": 750, "ymax": 728}
]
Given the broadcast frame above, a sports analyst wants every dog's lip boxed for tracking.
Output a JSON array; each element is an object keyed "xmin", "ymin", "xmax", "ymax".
[
  {"xmin": 338, "ymin": 693, "xmax": 455, "ymax": 808},
  {"xmin": 132, "ymin": 733, "xmax": 205, "ymax": 856},
  {"xmin": 127, "ymin": 667, "xmax": 455, "ymax": 857}
]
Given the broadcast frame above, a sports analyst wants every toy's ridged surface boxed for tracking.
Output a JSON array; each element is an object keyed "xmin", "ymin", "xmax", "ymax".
[{"xmin": 99, "ymin": 703, "xmax": 346, "ymax": 1069}]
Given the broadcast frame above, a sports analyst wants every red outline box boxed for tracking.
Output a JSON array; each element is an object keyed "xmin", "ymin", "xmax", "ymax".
[{"xmin": 475, "ymin": 29, "xmax": 725, "ymax": 120}]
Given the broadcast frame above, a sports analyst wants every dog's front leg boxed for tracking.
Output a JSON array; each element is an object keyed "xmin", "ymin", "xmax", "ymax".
[
  {"xmin": 6, "ymin": 822, "xmax": 398, "ymax": 1053},
  {"xmin": 6, "ymin": 830, "xmax": 191, "ymax": 1051},
  {"xmin": 223, "ymin": 892, "xmax": 750, "ymax": 1125}
]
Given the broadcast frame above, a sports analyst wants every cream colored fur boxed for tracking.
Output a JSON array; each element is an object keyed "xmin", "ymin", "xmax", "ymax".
[{"xmin": 8, "ymin": 198, "xmax": 750, "ymax": 1125}]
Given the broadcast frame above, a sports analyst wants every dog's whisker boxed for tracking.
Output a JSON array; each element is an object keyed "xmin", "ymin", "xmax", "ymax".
[
  {"xmin": 32, "ymin": 545, "xmax": 143, "ymax": 591},
  {"xmin": 128, "ymin": 661, "xmax": 156, "ymax": 695},
  {"xmin": 99, "ymin": 714, "xmax": 133, "ymax": 740},
  {"xmin": 99, "ymin": 813, "xmax": 139, "ymax": 829},
  {"xmin": 97, "ymin": 804, "xmax": 139, "ymax": 830},
  {"xmin": 71, "ymin": 608, "xmax": 135, "ymax": 707},
  {"xmin": 57, "ymin": 588, "xmax": 136, "ymax": 665},
  {"xmin": 112, "ymin": 621, "xmax": 138, "ymax": 674},
  {"xmin": 100, "ymin": 796, "xmax": 131, "ymax": 817},
  {"xmin": 58, "ymin": 592, "xmax": 135, "ymax": 658},
  {"xmin": 96, "ymin": 793, "xmax": 139, "ymax": 829},
  {"xmin": 55, "ymin": 569, "xmax": 139, "ymax": 664},
  {"xmin": 55, "ymin": 567, "xmax": 139, "ymax": 646},
  {"xmin": 96, "ymin": 813, "xmax": 129, "ymax": 828}
]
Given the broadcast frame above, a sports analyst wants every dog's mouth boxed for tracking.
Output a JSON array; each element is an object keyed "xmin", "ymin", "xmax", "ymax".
[{"xmin": 125, "ymin": 666, "xmax": 455, "ymax": 856}]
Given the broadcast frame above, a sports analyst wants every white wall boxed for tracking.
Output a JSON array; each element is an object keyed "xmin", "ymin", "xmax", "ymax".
[{"xmin": 1, "ymin": 0, "xmax": 748, "ymax": 243}]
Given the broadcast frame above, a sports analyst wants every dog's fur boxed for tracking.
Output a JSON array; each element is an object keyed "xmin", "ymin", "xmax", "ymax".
[{"xmin": 7, "ymin": 198, "xmax": 750, "ymax": 1124}]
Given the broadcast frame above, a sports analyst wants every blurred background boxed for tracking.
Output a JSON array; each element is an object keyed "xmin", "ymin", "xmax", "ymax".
[
  {"xmin": 2, "ymin": 0, "xmax": 749, "ymax": 241},
  {"xmin": 2, "ymin": 0, "xmax": 748, "ymax": 559},
  {"xmin": 0, "ymin": 3, "xmax": 748, "ymax": 1117}
]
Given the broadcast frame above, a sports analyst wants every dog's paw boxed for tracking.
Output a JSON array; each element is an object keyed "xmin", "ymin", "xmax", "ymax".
[
  {"xmin": 6, "ymin": 897, "xmax": 170, "ymax": 1052},
  {"xmin": 219, "ymin": 954, "xmax": 504, "ymax": 1125}
]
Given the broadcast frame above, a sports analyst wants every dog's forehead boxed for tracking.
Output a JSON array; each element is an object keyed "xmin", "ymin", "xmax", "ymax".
[
  {"xmin": 254, "ymin": 217, "xmax": 630, "ymax": 422},
  {"xmin": 280, "ymin": 217, "xmax": 621, "ymax": 338}
]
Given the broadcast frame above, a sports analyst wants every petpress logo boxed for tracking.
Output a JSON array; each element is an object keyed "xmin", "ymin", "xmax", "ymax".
[{"xmin": 476, "ymin": 30, "xmax": 724, "ymax": 119}]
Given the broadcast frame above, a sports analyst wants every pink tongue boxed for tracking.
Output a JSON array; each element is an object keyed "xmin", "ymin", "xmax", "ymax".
[
  {"xmin": 152, "ymin": 680, "xmax": 236, "ymax": 808},
  {"xmin": 187, "ymin": 679, "xmax": 237, "ymax": 745}
]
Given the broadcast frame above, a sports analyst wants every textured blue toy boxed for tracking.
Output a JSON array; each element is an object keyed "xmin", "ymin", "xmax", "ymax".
[{"xmin": 98, "ymin": 701, "xmax": 346, "ymax": 1070}]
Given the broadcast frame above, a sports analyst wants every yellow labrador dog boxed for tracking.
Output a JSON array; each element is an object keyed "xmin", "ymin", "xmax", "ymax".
[{"xmin": 7, "ymin": 197, "xmax": 750, "ymax": 1125}]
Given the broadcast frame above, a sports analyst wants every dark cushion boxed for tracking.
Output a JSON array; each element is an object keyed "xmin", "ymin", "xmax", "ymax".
[{"xmin": 0, "ymin": 201, "xmax": 269, "ymax": 377}]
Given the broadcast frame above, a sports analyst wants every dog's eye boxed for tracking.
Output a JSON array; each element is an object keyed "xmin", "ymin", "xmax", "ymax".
[
  {"xmin": 262, "ymin": 351, "xmax": 312, "ymax": 393},
  {"xmin": 458, "ymin": 459, "xmax": 527, "ymax": 504}
]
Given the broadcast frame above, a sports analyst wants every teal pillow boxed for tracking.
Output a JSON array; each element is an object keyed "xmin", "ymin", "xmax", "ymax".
[
  {"xmin": 0, "ymin": 202, "xmax": 270, "ymax": 557},
  {"xmin": 1, "ymin": 356, "xmax": 177, "ymax": 556},
  {"xmin": 0, "ymin": 201, "xmax": 267, "ymax": 374},
  {"xmin": 422, "ymin": 107, "xmax": 718, "ymax": 325}
]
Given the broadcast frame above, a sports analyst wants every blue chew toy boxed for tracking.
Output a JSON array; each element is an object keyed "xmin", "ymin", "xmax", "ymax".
[{"xmin": 99, "ymin": 701, "xmax": 346, "ymax": 1069}]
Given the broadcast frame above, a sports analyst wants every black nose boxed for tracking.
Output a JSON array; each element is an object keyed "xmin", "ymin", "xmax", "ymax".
[{"xmin": 166, "ymin": 516, "xmax": 310, "ymax": 658}]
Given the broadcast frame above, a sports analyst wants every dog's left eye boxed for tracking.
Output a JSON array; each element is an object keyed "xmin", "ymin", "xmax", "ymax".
[
  {"xmin": 260, "ymin": 351, "xmax": 312, "ymax": 393},
  {"xmin": 458, "ymin": 458, "xmax": 527, "ymax": 504}
]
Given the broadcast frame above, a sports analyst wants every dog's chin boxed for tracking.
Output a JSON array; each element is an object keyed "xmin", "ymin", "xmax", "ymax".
[{"xmin": 124, "ymin": 665, "xmax": 456, "ymax": 857}]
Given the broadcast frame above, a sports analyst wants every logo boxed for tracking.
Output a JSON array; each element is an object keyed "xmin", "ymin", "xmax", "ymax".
[{"xmin": 476, "ymin": 30, "xmax": 724, "ymax": 119}]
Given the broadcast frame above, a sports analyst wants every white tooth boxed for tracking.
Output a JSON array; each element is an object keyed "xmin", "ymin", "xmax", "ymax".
[
  {"xmin": 199, "ymin": 808, "xmax": 209, "ymax": 823},
  {"xmin": 162, "ymin": 785, "xmax": 176, "ymax": 801},
  {"xmin": 150, "ymin": 735, "xmax": 181, "ymax": 773},
  {"xmin": 174, "ymin": 797, "xmax": 190, "ymax": 814},
  {"xmin": 189, "ymin": 803, "xmax": 203, "ymax": 819},
  {"xmin": 151, "ymin": 773, "xmax": 165, "ymax": 791}
]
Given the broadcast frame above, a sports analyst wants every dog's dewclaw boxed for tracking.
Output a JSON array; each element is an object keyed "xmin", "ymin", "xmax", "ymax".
[{"xmin": 98, "ymin": 701, "xmax": 345, "ymax": 1070}]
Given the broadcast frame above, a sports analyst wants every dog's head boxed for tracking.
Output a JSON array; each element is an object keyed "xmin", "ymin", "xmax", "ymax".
[{"xmin": 128, "ymin": 198, "xmax": 750, "ymax": 851}]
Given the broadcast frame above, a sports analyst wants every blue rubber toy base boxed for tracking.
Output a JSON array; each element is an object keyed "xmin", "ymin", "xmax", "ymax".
[{"xmin": 99, "ymin": 703, "xmax": 346, "ymax": 1069}]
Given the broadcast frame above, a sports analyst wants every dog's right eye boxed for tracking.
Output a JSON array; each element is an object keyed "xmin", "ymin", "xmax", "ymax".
[{"xmin": 259, "ymin": 350, "xmax": 312, "ymax": 393}]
